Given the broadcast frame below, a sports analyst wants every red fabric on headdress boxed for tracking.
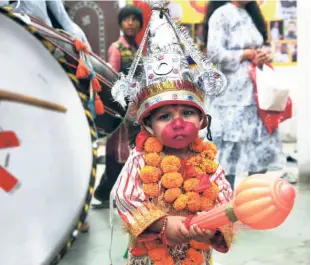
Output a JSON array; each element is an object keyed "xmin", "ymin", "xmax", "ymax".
[{"xmin": 133, "ymin": 1, "xmax": 152, "ymax": 55}]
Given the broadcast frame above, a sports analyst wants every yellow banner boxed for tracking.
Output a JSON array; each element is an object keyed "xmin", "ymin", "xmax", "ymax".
[{"xmin": 171, "ymin": 0, "xmax": 279, "ymax": 24}]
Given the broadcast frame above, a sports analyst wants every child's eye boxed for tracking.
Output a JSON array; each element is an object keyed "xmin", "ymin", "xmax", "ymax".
[
  {"xmin": 157, "ymin": 114, "xmax": 170, "ymax": 120},
  {"xmin": 183, "ymin": 110, "xmax": 195, "ymax": 116}
]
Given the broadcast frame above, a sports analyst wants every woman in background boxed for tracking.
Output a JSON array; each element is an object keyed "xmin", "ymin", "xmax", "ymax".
[{"xmin": 204, "ymin": 1, "xmax": 296, "ymax": 189}]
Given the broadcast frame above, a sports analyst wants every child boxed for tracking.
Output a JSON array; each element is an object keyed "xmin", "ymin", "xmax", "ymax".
[
  {"xmin": 110, "ymin": 2, "xmax": 233, "ymax": 265},
  {"xmin": 108, "ymin": 5, "xmax": 143, "ymax": 74}
]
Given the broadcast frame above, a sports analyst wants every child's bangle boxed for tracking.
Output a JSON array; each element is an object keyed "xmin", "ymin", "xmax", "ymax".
[{"xmin": 158, "ymin": 216, "xmax": 168, "ymax": 245}]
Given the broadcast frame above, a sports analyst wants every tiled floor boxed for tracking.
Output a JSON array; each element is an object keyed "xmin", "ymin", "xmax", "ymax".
[{"xmin": 59, "ymin": 143, "xmax": 310, "ymax": 265}]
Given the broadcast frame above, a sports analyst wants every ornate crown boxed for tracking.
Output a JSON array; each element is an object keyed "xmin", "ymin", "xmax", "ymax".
[{"xmin": 111, "ymin": 0, "xmax": 227, "ymax": 127}]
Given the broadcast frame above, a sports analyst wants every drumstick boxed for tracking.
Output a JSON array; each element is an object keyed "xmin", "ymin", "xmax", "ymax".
[{"xmin": 0, "ymin": 90, "xmax": 67, "ymax": 113}]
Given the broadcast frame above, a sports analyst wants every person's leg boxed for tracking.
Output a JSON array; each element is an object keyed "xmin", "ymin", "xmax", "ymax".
[
  {"xmin": 94, "ymin": 134, "xmax": 124, "ymax": 205},
  {"xmin": 225, "ymin": 175, "xmax": 235, "ymax": 190}
]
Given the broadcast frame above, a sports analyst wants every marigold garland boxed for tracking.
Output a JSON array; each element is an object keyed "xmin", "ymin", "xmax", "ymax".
[
  {"xmin": 139, "ymin": 136, "xmax": 219, "ymax": 209},
  {"xmin": 164, "ymin": 188, "xmax": 182, "ymax": 203},
  {"xmin": 142, "ymin": 183, "xmax": 160, "ymax": 197},
  {"xmin": 144, "ymin": 137, "xmax": 163, "ymax": 153},
  {"xmin": 186, "ymin": 192, "xmax": 202, "ymax": 212},
  {"xmin": 202, "ymin": 182, "xmax": 219, "ymax": 201},
  {"xmin": 161, "ymin": 172, "xmax": 184, "ymax": 189},
  {"xmin": 161, "ymin": 155, "xmax": 181, "ymax": 173},
  {"xmin": 190, "ymin": 136, "xmax": 205, "ymax": 153},
  {"xmin": 173, "ymin": 193, "xmax": 189, "ymax": 211},
  {"xmin": 140, "ymin": 166, "xmax": 161, "ymax": 183},
  {"xmin": 201, "ymin": 197, "xmax": 215, "ymax": 211},
  {"xmin": 144, "ymin": 152, "xmax": 162, "ymax": 167},
  {"xmin": 137, "ymin": 136, "xmax": 219, "ymax": 265},
  {"xmin": 184, "ymin": 178, "xmax": 200, "ymax": 192}
]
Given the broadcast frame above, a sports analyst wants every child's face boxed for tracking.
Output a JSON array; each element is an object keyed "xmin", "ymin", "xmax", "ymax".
[
  {"xmin": 149, "ymin": 105, "xmax": 201, "ymax": 149},
  {"xmin": 121, "ymin": 14, "xmax": 141, "ymax": 37}
]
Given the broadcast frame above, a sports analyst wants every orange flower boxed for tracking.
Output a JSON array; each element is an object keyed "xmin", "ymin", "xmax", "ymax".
[
  {"xmin": 160, "ymin": 155, "xmax": 181, "ymax": 173},
  {"xmin": 140, "ymin": 166, "xmax": 161, "ymax": 183},
  {"xmin": 161, "ymin": 172, "xmax": 183, "ymax": 189},
  {"xmin": 186, "ymin": 192, "xmax": 201, "ymax": 212},
  {"xmin": 173, "ymin": 194, "xmax": 189, "ymax": 211},
  {"xmin": 184, "ymin": 178, "xmax": 200, "ymax": 192},
  {"xmin": 190, "ymin": 240, "xmax": 211, "ymax": 251},
  {"xmin": 180, "ymin": 257, "xmax": 195, "ymax": 265},
  {"xmin": 148, "ymin": 247, "xmax": 167, "ymax": 261},
  {"xmin": 202, "ymin": 182, "xmax": 219, "ymax": 201},
  {"xmin": 187, "ymin": 155, "xmax": 203, "ymax": 169},
  {"xmin": 194, "ymin": 166, "xmax": 204, "ymax": 174},
  {"xmin": 204, "ymin": 142, "xmax": 217, "ymax": 153},
  {"xmin": 190, "ymin": 136, "xmax": 205, "ymax": 153},
  {"xmin": 187, "ymin": 156, "xmax": 218, "ymax": 174},
  {"xmin": 186, "ymin": 248, "xmax": 204, "ymax": 265},
  {"xmin": 154, "ymin": 256, "xmax": 174, "ymax": 265},
  {"xmin": 201, "ymin": 197, "xmax": 215, "ymax": 211},
  {"xmin": 204, "ymin": 160, "xmax": 218, "ymax": 174},
  {"xmin": 201, "ymin": 149, "xmax": 216, "ymax": 160},
  {"xmin": 144, "ymin": 152, "xmax": 162, "ymax": 167},
  {"xmin": 164, "ymin": 188, "xmax": 182, "ymax": 203},
  {"xmin": 144, "ymin": 137, "xmax": 163, "ymax": 153},
  {"xmin": 143, "ymin": 183, "xmax": 160, "ymax": 197}
]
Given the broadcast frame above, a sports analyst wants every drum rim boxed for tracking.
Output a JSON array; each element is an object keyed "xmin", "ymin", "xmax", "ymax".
[
  {"xmin": 0, "ymin": 6, "xmax": 98, "ymax": 265},
  {"xmin": 28, "ymin": 13, "xmax": 128, "ymax": 137}
]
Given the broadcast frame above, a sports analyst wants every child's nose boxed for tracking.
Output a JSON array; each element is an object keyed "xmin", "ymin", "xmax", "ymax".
[{"xmin": 171, "ymin": 117, "xmax": 185, "ymax": 129}]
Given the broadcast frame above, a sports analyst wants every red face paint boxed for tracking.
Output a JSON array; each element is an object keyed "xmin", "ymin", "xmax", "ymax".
[{"xmin": 160, "ymin": 117, "xmax": 199, "ymax": 149}]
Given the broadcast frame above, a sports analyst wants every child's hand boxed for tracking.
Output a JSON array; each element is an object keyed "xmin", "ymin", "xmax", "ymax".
[
  {"xmin": 165, "ymin": 216, "xmax": 191, "ymax": 244},
  {"xmin": 189, "ymin": 224, "xmax": 216, "ymax": 243}
]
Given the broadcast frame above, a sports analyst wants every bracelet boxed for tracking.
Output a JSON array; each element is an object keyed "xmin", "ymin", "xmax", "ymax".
[{"xmin": 158, "ymin": 216, "xmax": 168, "ymax": 246}]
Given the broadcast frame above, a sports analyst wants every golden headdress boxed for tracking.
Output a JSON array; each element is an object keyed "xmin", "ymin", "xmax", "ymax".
[{"xmin": 111, "ymin": 0, "xmax": 227, "ymax": 128}]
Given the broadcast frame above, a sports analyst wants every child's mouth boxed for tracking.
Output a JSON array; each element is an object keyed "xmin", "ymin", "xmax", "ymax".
[{"xmin": 173, "ymin": 134, "xmax": 186, "ymax": 140}]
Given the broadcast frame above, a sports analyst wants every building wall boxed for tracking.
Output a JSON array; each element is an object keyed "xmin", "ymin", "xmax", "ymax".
[{"xmin": 65, "ymin": 1, "xmax": 120, "ymax": 61}]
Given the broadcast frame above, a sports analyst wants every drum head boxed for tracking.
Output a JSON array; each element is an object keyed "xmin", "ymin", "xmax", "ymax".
[{"xmin": 0, "ymin": 9, "xmax": 96, "ymax": 265}]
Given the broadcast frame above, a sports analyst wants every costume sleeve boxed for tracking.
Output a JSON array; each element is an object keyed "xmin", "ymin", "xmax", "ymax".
[
  {"xmin": 115, "ymin": 151, "xmax": 167, "ymax": 238},
  {"xmin": 210, "ymin": 165, "xmax": 235, "ymax": 253},
  {"xmin": 108, "ymin": 43, "xmax": 121, "ymax": 73},
  {"xmin": 207, "ymin": 9, "xmax": 243, "ymax": 73}
]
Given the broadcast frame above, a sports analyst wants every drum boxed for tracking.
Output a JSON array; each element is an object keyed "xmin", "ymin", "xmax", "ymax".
[
  {"xmin": 26, "ymin": 11, "xmax": 126, "ymax": 137},
  {"xmin": 0, "ymin": 7, "xmax": 100, "ymax": 265}
]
